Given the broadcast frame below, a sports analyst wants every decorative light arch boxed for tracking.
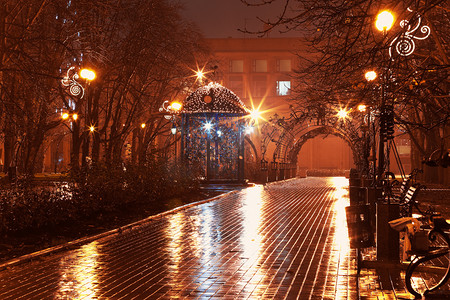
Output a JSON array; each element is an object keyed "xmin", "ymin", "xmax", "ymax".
[
  {"xmin": 259, "ymin": 106, "xmax": 370, "ymax": 178},
  {"xmin": 287, "ymin": 126, "xmax": 361, "ymax": 167}
]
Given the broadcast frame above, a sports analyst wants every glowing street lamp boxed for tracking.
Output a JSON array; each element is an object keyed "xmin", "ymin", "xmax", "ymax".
[
  {"xmin": 337, "ymin": 108, "xmax": 349, "ymax": 120},
  {"xmin": 80, "ymin": 68, "xmax": 96, "ymax": 81},
  {"xmin": 195, "ymin": 69, "xmax": 205, "ymax": 83},
  {"xmin": 365, "ymin": 71, "xmax": 377, "ymax": 82},
  {"xmin": 170, "ymin": 101, "xmax": 182, "ymax": 111},
  {"xmin": 61, "ymin": 112, "xmax": 78, "ymax": 122},
  {"xmin": 89, "ymin": 125, "xmax": 95, "ymax": 133},
  {"xmin": 160, "ymin": 100, "xmax": 182, "ymax": 114},
  {"xmin": 358, "ymin": 104, "xmax": 367, "ymax": 113},
  {"xmin": 141, "ymin": 123, "xmax": 146, "ymax": 129},
  {"xmin": 250, "ymin": 109, "xmax": 261, "ymax": 123},
  {"xmin": 376, "ymin": 10, "xmax": 394, "ymax": 32}
]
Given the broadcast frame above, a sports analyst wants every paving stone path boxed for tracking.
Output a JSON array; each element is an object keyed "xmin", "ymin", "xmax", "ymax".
[{"xmin": 0, "ymin": 177, "xmax": 357, "ymax": 299}]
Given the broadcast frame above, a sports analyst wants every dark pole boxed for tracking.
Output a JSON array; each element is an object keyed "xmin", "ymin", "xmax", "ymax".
[
  {"xmin": 376, "ymin": 27, "xmax": 387, "ymax": 185},
  {"xmin": 206, "ymin": 130, "xmax": 211, "ymax": 181},
  {"xmin": 377, "ymin": 94, "xmax": 385, "ymax": 184}
]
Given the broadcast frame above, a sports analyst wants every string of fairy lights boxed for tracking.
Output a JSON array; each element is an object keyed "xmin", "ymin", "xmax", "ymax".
[{"xmin": 182, "ymin": 82, "xmax": 249, "ymax": 115}]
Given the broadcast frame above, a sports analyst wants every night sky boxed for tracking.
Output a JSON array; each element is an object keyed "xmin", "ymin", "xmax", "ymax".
[{"xmin": 180, "ymin": 0, "xmax": 297, "ymax": 38}]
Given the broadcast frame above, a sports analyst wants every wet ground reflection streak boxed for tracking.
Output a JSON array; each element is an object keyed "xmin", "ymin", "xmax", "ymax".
[
  {"xmin": 56, "ymin": 242, "xmax": 100, "ymax": 299},
  {"xmin": 291, "ymin": 188, "xmax": 336, "ymax": 299},
  {"xmin": 327, "ymin": 178, "xmax": 352, "ymax": 299}
]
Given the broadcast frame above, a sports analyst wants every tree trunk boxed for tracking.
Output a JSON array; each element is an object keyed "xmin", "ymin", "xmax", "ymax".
[
  {"xmin": 71, "ymin": 122, "xmax": 81, "ymax": 171},
  {"xmin": 91, "ymin": 86, "xmax": 101, "ymax": 162},
  {"xmin": 3, "ymin": 126, "xmax": 14, "ymax": 172}
]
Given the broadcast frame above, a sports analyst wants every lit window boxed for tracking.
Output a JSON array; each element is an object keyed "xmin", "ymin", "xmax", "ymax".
[
  {"xmin": 230, "ymin": 60, "xmax": 244, "ymax": 73},
  {"xmin": 254, "ymin": 60, "xmax": 267, "ymax": 72},
  {"xmin": 276, "ymin": 80, "xmax": 291, "ymax": 96},
  {"xmin": 278, "ymin": 59, "xmax": 291, "ymax": 72}
]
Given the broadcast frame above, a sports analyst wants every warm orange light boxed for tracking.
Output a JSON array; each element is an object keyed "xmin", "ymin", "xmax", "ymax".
[
  {"xmin": 72, "ymin": 113, "xmax": 78, "ymax": 121},
  {"xmin": 337, "ymin": 109, "xmax": 349, "ymax": 119},
  {"xmin": 195, "ymin": 70, "xmax": 205, "ymax": 81},
  {"xmin": 170, "ymin": 102, "xmax": 182, "ymax": 111},
  {"xmin": 80, "ymin": 68, "xmax": 96, "ymax": 81},
  {"xmin": 141, "ymin": 123, "xmax": 146, "ymax": 129},
  {"xmin": 358, "ymin": 104, "xmax": 367, "ymax": 112},
  {"xmin": 89, "ymin": 126, "xmax": 95, "ymax": 132},
  {"xmin": 376, "ymin": 11, "xmax": 394, "ymax": 31},
  {"xmin": 250, "ymin": 109, "xmax": 261, "ymax": 122},
  {"xmin": 62, "ymin": 113, "xmax": 69, "ymax": 120},
  {"xmin": 190, "ymin": 64, "xmax": 213, "ymax": 84},
  {"xmin": 365, "ymin": 71, "xmax": 377, "ymax": 82}
]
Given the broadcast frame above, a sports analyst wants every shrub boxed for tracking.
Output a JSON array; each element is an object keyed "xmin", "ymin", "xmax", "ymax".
[{"xmin": 0, "ymin": 160, "xmax": 199, "ymax": 235}]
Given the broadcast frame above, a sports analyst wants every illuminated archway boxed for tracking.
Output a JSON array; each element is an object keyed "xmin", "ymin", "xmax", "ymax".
[
  {"xmin": 287, "ymin": 126, "xmax": 361, "ymax": 167},
  {"xmin": 259, "ymin": 107, "xmax": 371, "ymax": 179}
]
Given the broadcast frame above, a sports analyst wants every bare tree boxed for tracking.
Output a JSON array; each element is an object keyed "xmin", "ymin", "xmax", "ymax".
[
  {"xmin": 242, "ymin": 0, "xmax": 449, "ymax": 183},
  {"xmin": 0, "ymin": 0, "xmax": 73, "ymax": 175},
  {"xmin": 1, "ymin": 0, "xmax": 208, "ymax": 175},
  {"xmin": 59, "ymin": 0, "xmax": 208, "ymax": 169}
]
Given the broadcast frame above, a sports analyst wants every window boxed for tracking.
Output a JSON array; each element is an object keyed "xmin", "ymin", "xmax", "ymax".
[
  {"xmin": 276, "ymin": 80, "xmax": 291, "ymax": 96},
  {"xmin": 254, "ymin": 60, "xmax": 267, "ymax": 72},
  {"xmin": 252, "ymin": 75, "xmax": 267, "ymax": 97},
  {"xmin": 396, "ymin": 138, "xmax": 411, "ymax": 155},
  {"xmin": 278, "ymin": 59, "xmax": 291, "ymax": 72},
  {"xmin": 229, "ymin": 76, "xmax": 244, "ymax": 98},
  {"xmin": 230, "ymin": 60, "xmax": 244, "ymax": 72}
]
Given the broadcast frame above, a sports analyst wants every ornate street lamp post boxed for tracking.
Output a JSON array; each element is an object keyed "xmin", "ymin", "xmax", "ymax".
[
  {"xmin": 373, "ymin": 8, "xmax": 431, "ymax": 263},
  {"xmin": 364, "ymin": 70, "xmax": 377, "ymax": 183},
  {"xmin": 375, "ymin": 10, "xmax": 394, "ymax": 184},
  {"xmin": 61, "ymin": 67, "xmax": 96, "ymax": 99},
  {"xmin": 61, "ymin": 66, "xmax": 96, "ymax": 170},
  {"xmin": 374, "ymin": 9, "xmax": 431, "ymax": 183},
  {"xmin": 158, "ymin": 100, "xmax": 182, "ymax": 161},
  {"xmin": 373, "ymin": 10, "xmax": 398, "ymax": 263}
]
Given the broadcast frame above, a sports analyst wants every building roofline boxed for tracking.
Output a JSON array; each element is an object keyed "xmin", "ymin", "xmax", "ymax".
[{"xmin": 205, "ymin": 37, "xmax": 306, "ymax": 52}]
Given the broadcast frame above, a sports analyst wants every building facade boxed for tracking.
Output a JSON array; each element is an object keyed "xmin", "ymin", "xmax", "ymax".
[{"xmin": 205, "ymin": 37, "xmax": 357, "ymax": 175}]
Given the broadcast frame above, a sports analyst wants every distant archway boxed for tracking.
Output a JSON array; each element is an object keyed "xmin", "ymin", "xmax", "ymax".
[
  {"xmin": 259, "ymin": 109, "xmax": 371, "ymax": 177},
  {"xmin": 287, "ymin": 126, "xmax": 357, "ymax": 164},
  {"xmin": 287, "ymin": 126, "xmax": 358, "ymax": 171}
]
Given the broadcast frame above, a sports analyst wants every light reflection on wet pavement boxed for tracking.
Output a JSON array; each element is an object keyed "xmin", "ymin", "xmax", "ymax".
[{"xmin": 0, "ymin": 177, "xmax": 356, "ymax": 299}]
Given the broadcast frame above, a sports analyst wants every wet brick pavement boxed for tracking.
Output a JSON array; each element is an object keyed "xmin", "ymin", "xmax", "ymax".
[{"xmin": 0, "ymin": 177, "xmax": 358, "ymax": 299}]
